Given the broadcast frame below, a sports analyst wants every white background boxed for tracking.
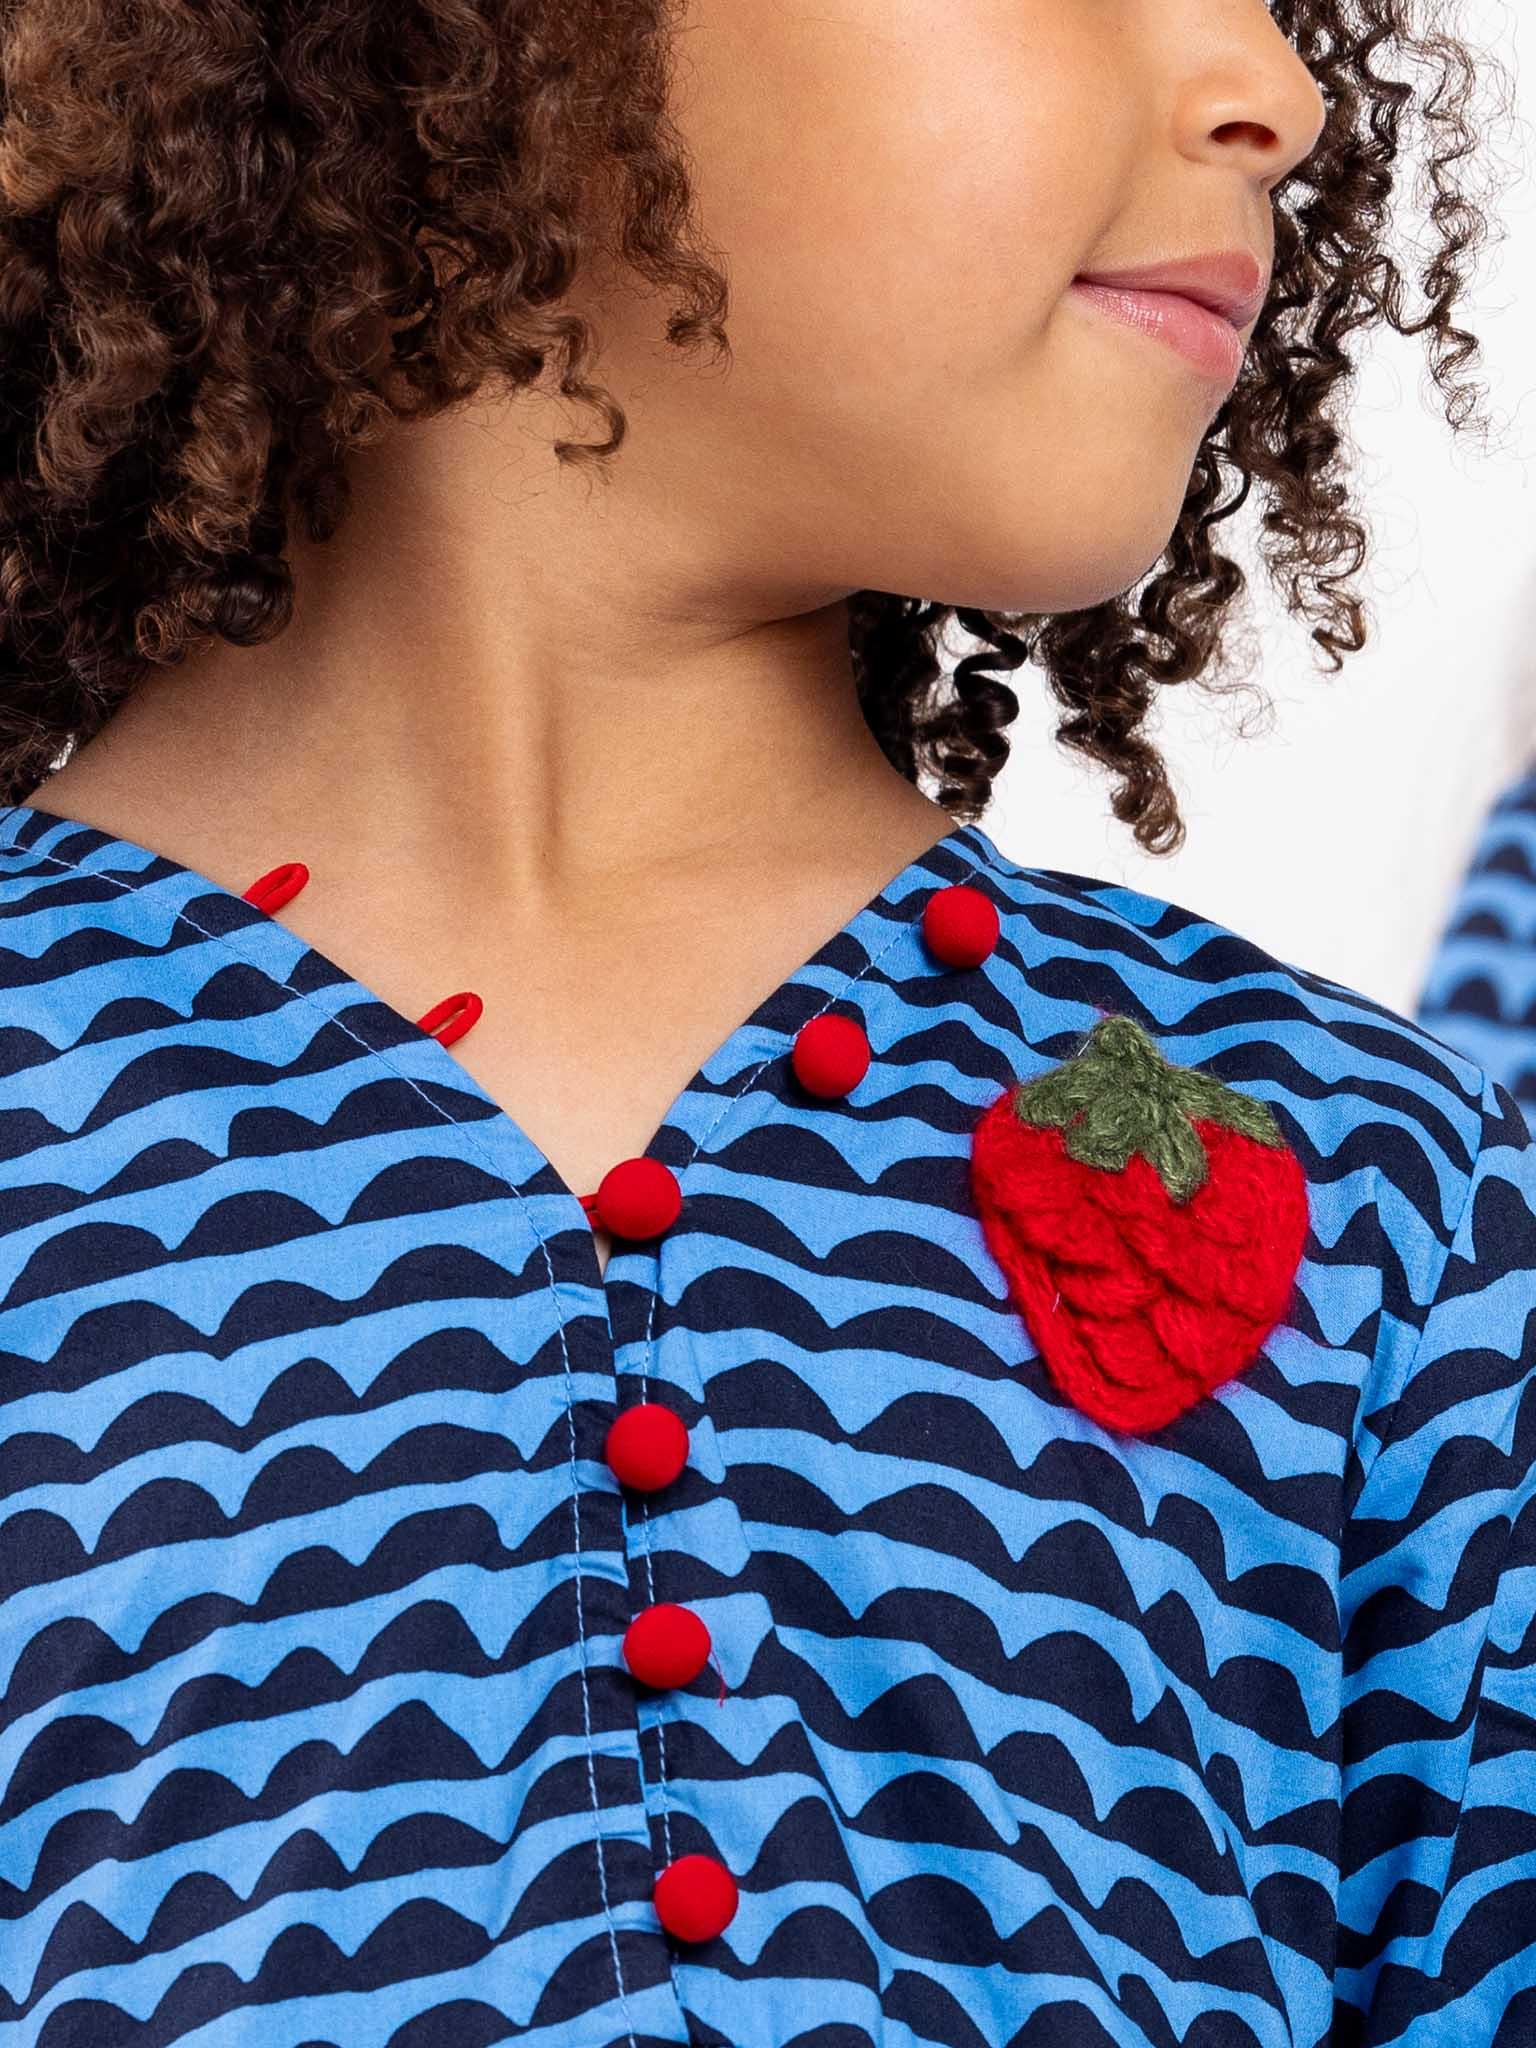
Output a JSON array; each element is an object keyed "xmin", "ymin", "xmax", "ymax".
[{"xmin": 980, "ymin": 0, "xmax": 1536, "ymax": 1019}]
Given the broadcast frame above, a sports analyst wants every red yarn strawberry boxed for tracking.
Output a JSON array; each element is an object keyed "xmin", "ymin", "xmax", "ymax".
[{"xmin": 969, "ymin": 1014, "xmax": 1309, "ymax": 1435}]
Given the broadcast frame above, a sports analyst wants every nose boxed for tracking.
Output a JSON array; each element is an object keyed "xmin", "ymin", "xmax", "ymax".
[{"xmin": 1174, "ymin": 2, "xmax": 1329, "ymax": 195}]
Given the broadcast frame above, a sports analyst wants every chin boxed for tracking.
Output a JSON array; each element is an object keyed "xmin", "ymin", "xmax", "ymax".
[
  {"xmin": 914, "ymin": 489, "xmax": 1191, "ymax": 616},
  {"xmin": 941, "ymin": 546, "xmax": 1180, "ymax": 617}
]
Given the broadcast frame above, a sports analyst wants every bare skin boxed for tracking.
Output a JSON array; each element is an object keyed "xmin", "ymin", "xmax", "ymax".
[{"xmin": 24, "ymin": 0, "xmax": 1325, "ymax": 1278}]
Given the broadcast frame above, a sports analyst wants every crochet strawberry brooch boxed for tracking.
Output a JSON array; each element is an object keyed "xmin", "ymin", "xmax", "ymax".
[{"xmin": 969, "ymin": 1014, "xmax": 1309, "ymax": 1436}]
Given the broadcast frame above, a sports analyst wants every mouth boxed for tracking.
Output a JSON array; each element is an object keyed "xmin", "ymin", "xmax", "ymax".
[
  {"xmin": 1075, "ymin": 251, "xmax": 1270, "ymax": 329},
  {"xmin": 1067, "ymin": 279, "xmax": 1251, "ymax": 387}
]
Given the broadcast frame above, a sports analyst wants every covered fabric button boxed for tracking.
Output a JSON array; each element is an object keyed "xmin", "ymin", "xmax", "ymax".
[
  {"xmin": 604, "ymin": 1404, "xmax": 689, "ymax": 1491},
  {"xmin": 791, "ymin": 1012, "xmax": 871, "ymax": 1098},
  {"xmin": 591, "ymin": 1156, "xmax": 682, "ymax": 1238},
  {"xmin": 623, "ymin": 1603, "xmax": 711, "ymax": 1688},
  {"xmin": 653, "ymin": 1854, "xmax": 738, "ymax": 1942},
  {"xmin": 922, "ymin": 882, "xmax": 1000, "ymax": 968}
]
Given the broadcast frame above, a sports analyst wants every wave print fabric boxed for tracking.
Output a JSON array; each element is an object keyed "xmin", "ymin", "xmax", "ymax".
[
  {"xmin": 1418, "ymin": 763, "xmax": 1536, "ymax": 1134},
  {"xmin": 0, "ymin": 799, "xmax": 1533, "ymax": 2048}
]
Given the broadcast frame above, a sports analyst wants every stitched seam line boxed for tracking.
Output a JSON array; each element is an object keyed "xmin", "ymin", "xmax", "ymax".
[
  {"xmin": 2, "ymin": 839, "xmax": 643, "ymax": 2047},
  {"xmin": 634, "ymin": 846, "xmax": 989, "ymax": 1850}
]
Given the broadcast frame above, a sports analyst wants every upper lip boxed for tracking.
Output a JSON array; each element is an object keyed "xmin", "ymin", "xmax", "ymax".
[{"xmin": 1074, "ymin": 250, "xmax": 1271, "ymax": 329}]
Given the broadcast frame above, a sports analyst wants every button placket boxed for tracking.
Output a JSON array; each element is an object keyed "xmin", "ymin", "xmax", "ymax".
[
  {"xmin": 594, "ymin": 875, "xmax": 1001, "ymax": 1951},
  {"xmin": 591, "ymin": 1154, "xmax": 734, "ymax": 1939}
]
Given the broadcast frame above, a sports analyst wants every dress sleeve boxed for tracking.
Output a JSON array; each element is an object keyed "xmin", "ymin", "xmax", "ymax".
[{"xmin": 1332, "ymin": 1079, "xmax": 1536, "ymax": 2046}]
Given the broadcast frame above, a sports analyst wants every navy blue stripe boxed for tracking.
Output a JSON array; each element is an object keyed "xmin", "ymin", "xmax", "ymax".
[{"xmin": 0, "ymin": 800, "xmax": 1531, "ymax": 2048}]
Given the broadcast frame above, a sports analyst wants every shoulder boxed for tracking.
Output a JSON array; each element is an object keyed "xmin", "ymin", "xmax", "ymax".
[
  {"xmin": 0, "ymin": 800, "xmax": 179, "ymax": 944},
  {"xmin": 975, "ymin": 831, "xmax": 1487, "ymax": 1120},
  {"xmin": 966, "ymin": 829, "xmax": 1531, "ymax": 1309},
  {"xmin": 0, "ymin": 805, "xmax": 322, "ymax": 1166}
]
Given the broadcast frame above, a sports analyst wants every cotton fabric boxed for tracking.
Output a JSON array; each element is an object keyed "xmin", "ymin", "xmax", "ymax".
[
  {"xmin": 1419, "ymin": 762, "xmax": 1536, "ymax": 1135},
  {"xmin": 1, "ymin": 799, "xmax": 1533, "ymax": 2048}
]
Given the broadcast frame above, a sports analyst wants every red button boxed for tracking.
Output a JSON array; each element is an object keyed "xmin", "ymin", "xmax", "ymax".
[
  {"xmin": 604, "ymin": 1404, "xmax": 690, "ymax": 1491},
  {"xmin": 791, "ymin": 1012, "xmax": 871, "ymax": 1098},
  {"xmin": 922, "ymin": 883, "xmax": 999, "ymax": 968},
  {"xmin": 623, "ymin": 1603, "xmax": 712, "ymax": 1688},
  {"xmin": 591, "ymin": 1157, "xmax": 682, "ymax": 1238},
  {"xmin": 653, "ymin": 1853, "xmax": 738, "ymax": 1942}
]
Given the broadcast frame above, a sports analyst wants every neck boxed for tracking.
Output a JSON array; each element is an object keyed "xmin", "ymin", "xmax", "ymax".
[{"xmin": 36, "ymin": 387, "xmax": 955, "ymax": 901}]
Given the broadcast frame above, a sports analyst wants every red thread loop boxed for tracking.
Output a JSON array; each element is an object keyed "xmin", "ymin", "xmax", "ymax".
[
  {"xmin": 579, "ymin": 1190, "xmax": 601, "ymax": 1218},
  {"xmin": 710, "ymin": 1648, "xmax": 728, "ymax": 1707},
  {"xmin": 240, "ymin": 864, "xmax": 483, "ymax": 1051},
  {"xmin": 243, "ymin": 862, "xmax": 309, "ymax": 913},
  {"xmin": 415, "ymin": 990, "xmax": 483, "ymax": 1048}
]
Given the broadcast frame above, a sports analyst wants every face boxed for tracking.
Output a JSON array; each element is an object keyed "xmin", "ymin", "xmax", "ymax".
[{"xmin": 566, "ymin": 0, "xmax": 1327, "ymax": 623}]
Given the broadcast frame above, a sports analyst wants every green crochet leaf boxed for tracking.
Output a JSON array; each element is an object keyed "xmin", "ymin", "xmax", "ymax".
[{"xmin": 1009, "ymin": 1013, "xmax": 1284, "ymax": 1204}]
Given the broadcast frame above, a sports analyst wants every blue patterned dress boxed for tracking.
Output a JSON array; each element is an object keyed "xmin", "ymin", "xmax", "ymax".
[
  {"xmin": 1418, "ymin": 764, "xmax": 1536, "ymax": 1135},
  {"xmin": 1, "ymin": 798, "xmax": 1533, "ymax": 2048}
]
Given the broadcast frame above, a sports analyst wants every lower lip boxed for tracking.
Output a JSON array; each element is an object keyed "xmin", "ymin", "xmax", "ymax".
[{"xmin": 1069, "ymin": 280, "xmax": 1245, "ymax": 385}]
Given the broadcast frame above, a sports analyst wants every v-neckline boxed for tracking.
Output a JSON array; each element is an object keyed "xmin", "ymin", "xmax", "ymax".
[{"xmin": 0, "ymin": 799, "xmax": 1004, "ymax": 1262}]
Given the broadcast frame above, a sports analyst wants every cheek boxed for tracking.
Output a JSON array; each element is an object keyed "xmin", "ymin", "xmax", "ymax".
[
  {"xmin": 675, "ymin": 1, "xmax": 1112, "ymax": 374},
  {"xmin": 666, "ymin": 0, "xmax": 1214, "ymax": 614}
]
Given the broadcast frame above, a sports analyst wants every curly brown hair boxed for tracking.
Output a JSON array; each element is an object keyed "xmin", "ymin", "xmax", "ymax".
[{"xmin": 0, "ymin": 0, "xmax": 1516, "ymax": 851}]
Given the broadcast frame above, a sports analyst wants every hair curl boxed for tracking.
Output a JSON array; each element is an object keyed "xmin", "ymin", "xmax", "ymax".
[{"xmin": 0, "ymin": 0, "xmax": 1518, "ymax": 851}]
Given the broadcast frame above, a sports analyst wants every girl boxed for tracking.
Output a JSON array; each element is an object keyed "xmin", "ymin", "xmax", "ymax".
[{"xmin": 0, "ymin": 2, "xmax": 1529, "ymax": 2044}]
